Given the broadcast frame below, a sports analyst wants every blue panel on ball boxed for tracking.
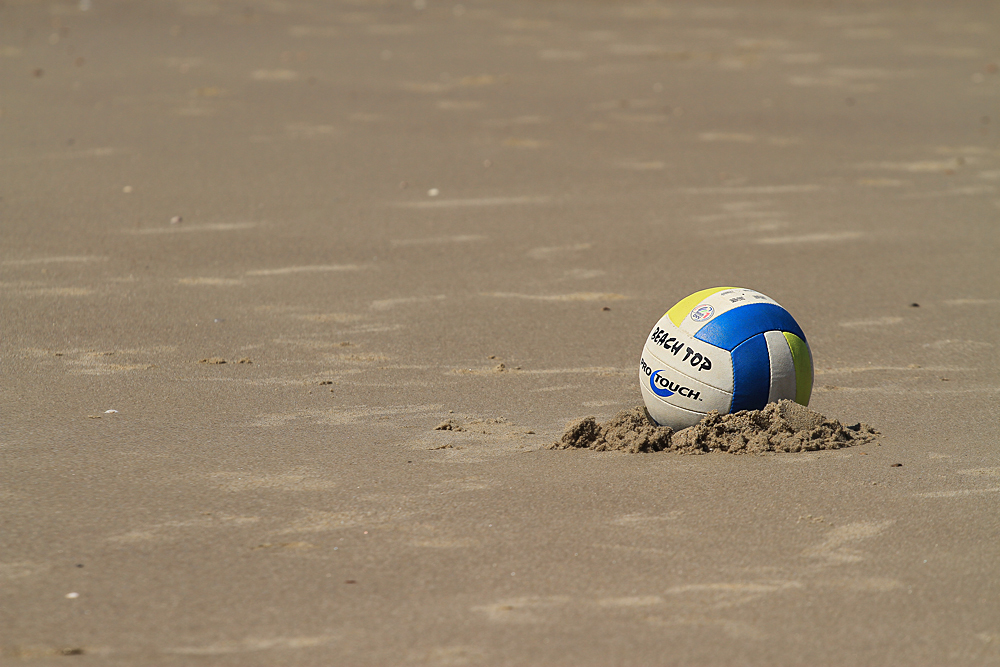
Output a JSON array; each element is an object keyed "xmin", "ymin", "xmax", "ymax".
[
  {"xmin": 694, "ymin": 303, "xmax": 806, "ymax": 351},
  {"xmin": 730, "ymin": 333, "xmax": 771, "ymax": 413}
]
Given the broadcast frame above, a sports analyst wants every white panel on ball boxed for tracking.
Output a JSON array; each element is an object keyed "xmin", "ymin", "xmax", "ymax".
[
  {"xmin": 638, "ymin": 354, "xmax": 733, "ymax": 414},
  {"xmin": 764, "ymin": 330, "xmax": 797, "ymax": 403},
  {"xmin": 641, "ymin": 317, "xmax": 734, "ymax": 393},
  {"xmin": 639, "ymin": 381, "xmax": 709, "ymax": 430}
]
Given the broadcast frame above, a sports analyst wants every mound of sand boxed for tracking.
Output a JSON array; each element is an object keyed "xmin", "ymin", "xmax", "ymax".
[
  {"xmin": 550, "ymin": 400, "xmax": 879, "ymax": 454},
  {"xmin": 552, "ymin": 409, "xmax": 674, "ymax": 453}
]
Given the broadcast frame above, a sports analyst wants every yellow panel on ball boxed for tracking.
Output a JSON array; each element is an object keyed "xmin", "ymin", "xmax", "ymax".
[{"xmin": 665, "ymin": 286, "xmax": 733, "ymax": 327}]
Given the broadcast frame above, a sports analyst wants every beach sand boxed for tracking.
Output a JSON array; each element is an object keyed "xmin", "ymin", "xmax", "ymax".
[{"xmin": 2, "ymin": 0, "xmax": 999, "ymax": 663}]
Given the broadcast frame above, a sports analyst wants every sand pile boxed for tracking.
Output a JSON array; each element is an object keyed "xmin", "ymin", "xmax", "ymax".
[
  {"xmin": 552, "ymin": 409, "xmax": 674, "ymax": 453},
  {"xmin": 550, "ymin": 400, "xmax": 878, "ymax": 454}
]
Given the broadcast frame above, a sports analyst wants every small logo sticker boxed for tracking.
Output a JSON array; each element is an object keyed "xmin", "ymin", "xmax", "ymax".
[{"xmin": 690, "ymin": 304, "xmax": 714, "ymax": 322}]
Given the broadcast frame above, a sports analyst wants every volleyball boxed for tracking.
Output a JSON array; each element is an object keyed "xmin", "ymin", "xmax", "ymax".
[{"xmin": 639, "ymin": 287, "xmax": 814, "ymax": 430}]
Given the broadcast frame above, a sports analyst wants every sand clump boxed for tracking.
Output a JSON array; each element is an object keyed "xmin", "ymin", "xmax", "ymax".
[
  {"xmin": 434, "ymin": 419, "xmax": 464, "ymax": 432},
  {"xmin": 551, "ymin": 408, "xmax": 674, "ymax": 453},
  {"xmin": 550, "ymin": 400, "xmax": 878, "ymax": 454}
]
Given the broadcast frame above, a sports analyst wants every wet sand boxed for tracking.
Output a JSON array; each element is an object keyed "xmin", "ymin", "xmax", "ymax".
[{"xmin": 2, "ymin": 0, "xmax": 999, "ymax": 664}]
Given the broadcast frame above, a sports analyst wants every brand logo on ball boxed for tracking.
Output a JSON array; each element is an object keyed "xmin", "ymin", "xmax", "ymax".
[
  {"xmin": 639, "ymin": 358, "xmax": 702, "ymax": 401},
  {"xmin": 690, "ymin": 304, "xmax": 714, "ymax": 322},
  {"xmin": 649, "ymin": 370, "xmax": 676, "ymax": 397},
  {"xmin": 648, "ymin": 327, "xmax": 713, "ymax": 372}
]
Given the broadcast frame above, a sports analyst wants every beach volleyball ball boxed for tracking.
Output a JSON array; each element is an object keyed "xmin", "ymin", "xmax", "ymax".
[{"xmin": 639, "ymin": 287, "xmax": 813, "ymax": 430}]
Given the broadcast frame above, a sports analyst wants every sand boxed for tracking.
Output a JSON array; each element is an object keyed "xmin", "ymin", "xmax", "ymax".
[
  {"xmin": 553, "ymin": 401, "xmax": 879, "ymax": 454},
  {"xmin": 2, "ymin": 0, "xmax": 999, "ymax": 664},
  {"xmin": 551, "ymin": 407, "xmax": 675, "ymax": 453},
  {"xmin": 674, "ymin": 400, "xmax": 880, "ymax": 454}
]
